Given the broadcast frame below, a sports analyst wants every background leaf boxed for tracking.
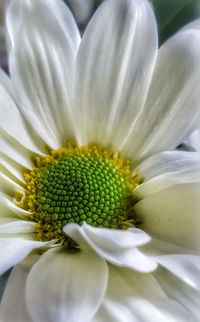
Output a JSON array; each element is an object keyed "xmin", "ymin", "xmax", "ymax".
[{"xmin": 150, "ymin": 0, "xmax": 200, "ymax": 44}]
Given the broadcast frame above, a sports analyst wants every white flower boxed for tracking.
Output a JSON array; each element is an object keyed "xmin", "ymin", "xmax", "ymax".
[{"xmin": 0, "ymin": 0, "xmax": 200, "ymax": 321}]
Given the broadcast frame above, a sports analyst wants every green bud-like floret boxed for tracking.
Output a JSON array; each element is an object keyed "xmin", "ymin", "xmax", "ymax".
[
  {"xmin": 36, "ymin": 155, "xmax": 130, "ymax": 230},
  {"xmin": 19, "ymin": 144, "xmax": 140, "ymax": 242}
]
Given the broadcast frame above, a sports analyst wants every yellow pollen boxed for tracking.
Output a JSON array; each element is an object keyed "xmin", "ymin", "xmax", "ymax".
[{"xmin": 16, "ymin": 142, "xmax": 143, "ymax": 243}]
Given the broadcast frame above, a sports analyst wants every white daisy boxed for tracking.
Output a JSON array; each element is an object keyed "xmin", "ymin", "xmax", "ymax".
[{"xmin": 1, "ymin": 0, "xmax": 200, "ymax": 321}]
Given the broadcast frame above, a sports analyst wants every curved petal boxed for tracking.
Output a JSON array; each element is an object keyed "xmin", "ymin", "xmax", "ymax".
[
  {"xmin": 134, "ymin": 151, "xmax": 200, "ymax": 199},
  {"xmin": 141, "ymin": 238, "xmax": 200, "ymax": 290},
  {"xmin": 64, "ymin": 223, "xmax": 157, "ymax": 272},
  {"xmin": 184, "ymin": 129, "xmax": 200, "ymax": 152},
  {"xmin": 134, "ymin": 183, "xmax": 200, "ymax": 250},
  {"xmin": 154, "ymin": 254, "xmax": 200, "ymax": 291},
  {"xmin": 123, "ymin": 30, "xmax": 200, "ymax": 162},
  {"xmin": 26, "ymin": 247, "xmax": 108, "ymax": 322},
  {"xmin": 94, "ymin": 265, "xmax": 190, "ymax": 322},
  {"xmin": 0, "ymin": 255, "xmax": 39, "ymax": 322},
  {"xmin": 0, "ymin": 191, "xmax": 31, "ymax": 219},
  {"xmin": 7, "ymin": 0, "xmax": 81, "ymax": 148},
  {"xmin": 0, "ymin": 67, "xmax": 48, "ymax": 155},
  {"xmin": 0, "ymin": 154, "xmax": 25, "ymax": 185},
  {"xmin": 0, "ymin": 220, "xmax": 35, "ymax": 234},
  {"xmin": 0, "ymin": 238, "xmax": 47, "ymax": 275},
  {"xmin": 74, "ymin": 0, "xmax": 158, "ymax": 147},
  {"xmin": 0, "ymin": 172, "xmax": 25, "ymax": 197},
  {"xmin": 154, "ymin": 267, "xmax": 200, "ymax": 322},
  {"xmin": 180, "ymin": 18, "xmax": 200, "ymax": 32}
]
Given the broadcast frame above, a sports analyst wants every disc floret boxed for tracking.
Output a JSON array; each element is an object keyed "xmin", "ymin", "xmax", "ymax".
[{"xmin": 18, "ymin": 143, "xmax": 141, "ymax": 242}]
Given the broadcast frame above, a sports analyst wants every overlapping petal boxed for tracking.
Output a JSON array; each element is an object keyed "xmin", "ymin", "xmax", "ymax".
[
  {"xmin": 0, "ymin": 238, "xmax": 47, "ymax": 275},
  {"xmin": 154, "ymin": 267, "xmax": 200, "ymax": 321},
  {"xmin": 26, "ymin": 247, "xmax": 108, "ymax": 322},
  {"xmin": 74, "ymin": 0, "xmax": 157, "ymax": 147},
  {"xmin": 134, "ymin": 151, "xmax": 200, "ymax": 198},
  {"xmin": 94, "ymin": 265, "xmax": 189, "ymax": 322},
  {"xmin": 122, "ymin": 30, "xmax": 200, "ymax": 162},
  {"xmin": 0, "ymin": 255, "xmax": 38, "ymax": 322},
  {"xmin": 7, "ymin": 0, "xmax": 81, "ymax": 149},
  {"xmin": 64, "ymin": 223, "xmax": 157, "ymax": 272}
]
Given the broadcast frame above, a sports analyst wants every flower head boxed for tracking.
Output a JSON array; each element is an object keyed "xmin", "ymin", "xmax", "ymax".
[{"xmin": 1, "ymin": 0, "xmax": 200, "ymax": 321}]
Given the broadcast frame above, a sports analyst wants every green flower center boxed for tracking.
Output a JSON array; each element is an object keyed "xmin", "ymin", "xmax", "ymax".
[{"xmin": 17, "ymin": 143, "xmax": 141, "ymax": 242}]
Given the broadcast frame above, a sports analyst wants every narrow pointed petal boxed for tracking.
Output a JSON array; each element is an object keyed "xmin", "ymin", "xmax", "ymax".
[
  {"xmin": 0, "ymin": 238, "xmax": 47, "ymax": 275},
  {"xmin": 0, "ymin": 220, "xmax": 35, "ymax": 234},
  {"xmin": 123, "ymin": 30, "xmax": 200, "ymax": 162},
  {"xmin": 134, "ymin": 151, "xmax": 200, "ymax": 198}
]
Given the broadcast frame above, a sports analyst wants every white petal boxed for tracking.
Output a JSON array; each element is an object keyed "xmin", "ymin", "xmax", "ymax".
[
  {"xmin": 7, "ymin": 0, "xmax": 81, "ymax": 149},
  {"xmin": 0, "ymin": 191, "xmax": 31, "ymax": 219},
  {"xmin": 74, "ymin": 0, "xmax": 157, "ymax": 147},
  {"xmin": 0, "ymin": 68, "xmax": 47, "ymax": 157},
  {"xmin": 94, "ymin": 265, "xmax": 189, "ymax": 322},
  {"xmin": 134, "ymin": 183, "xmax": 200, "ymax": 250},
  {"xmin": 184, "ymin": 129, "xmax": 200, "ymax": 152},
  {"xmin": 122, "ymin": 30, "xmax": 200, "ymax": 162},
  {"xmin": 0, "ymin": 172, "xmax": 25, "ymax": 197},
  {"xmin": 26, "ymin": 247, "xmax": 108, "ymax": 322},
  {"xmin": 153, "ymin": 254, "xmax": 200, "ymax": 291},
  {"xmin": 64, "ymin": 223, "xmax": 157, "ymax": 272},
  {"xmin": 154, "ymin": 267, "xmax": 200, "ymax": 321},
  {"xmin": 0, "ymin": 220, "xmax": 35, "ymax": 234},
  {"xmin": 180, "ymin": 18, "xmax": 200, "ymax": 32},
  {"xmin": 141, "ymin": 238, "xmax": 200, "ymax": 290},
  {"xmin": 134, "ymin": 151, "xmax": 200, "ymax": 198},
  {"xmin": 0, "ymin": 238, "xmax": 47, "ymax": 275},
  {"xmin": 0, "ymin": 255, "xmax": 39, "ymax": 322},
  {"xmin": 0, "ymin": 153, "xmax": 25, "ymax": 185}
]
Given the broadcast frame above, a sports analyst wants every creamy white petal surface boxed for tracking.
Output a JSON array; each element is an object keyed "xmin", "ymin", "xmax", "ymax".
[
  {"xmin": 65, "ymin": 223, "xmax": 157, "ymax": 272},
  {"xmin": 94, "ymin": 265, "xmax": 190, "ymax": 322},
  {"xmin": 26, "ymin": 247, "xmax": 108, "ymax": 322},
  {"xmin": 0, "ymin": 238, "xmax": 47, "ymax": 275},
  {"xmin": 0, "ymin": 256, "xmax": 39, "ymax": 322},
  {"xmin": 134, "ymin": 151, "xmax": 200, "ymax": 198},
  {"xmin": 0, "ymin": 220, "xmax": 35, "ymax": 234},
  {"xmin": 184, "ymin": 128, "xmax": 200, "ymax": 152},
  {"xmin": 154, "ymin": 267, "xmax": 200, "ymax": 321},
  {"xmin": 0, "ymin": 192, "xmax": 31, "ymax": 219},
  {"xmin": 134, "ymin": 183, "xmax": 200, "ymax": 250},
  {"xmin": 123, "ymin": 30, "xmax": 200, "ymax": 162},
  {"xmin": 0, "ymin": 68, "xmax": 44, "ymax": 164},
  {"xmin": 0, "ymin": 154, "xmax": 25, "ymax": 185},
  {"xmin": 7, "ymin": 0, "xmax": 80, "ymax": 149},
  {"xmin": 74, "ymin": 0, "xmax": 157, "ymax": 147}
]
